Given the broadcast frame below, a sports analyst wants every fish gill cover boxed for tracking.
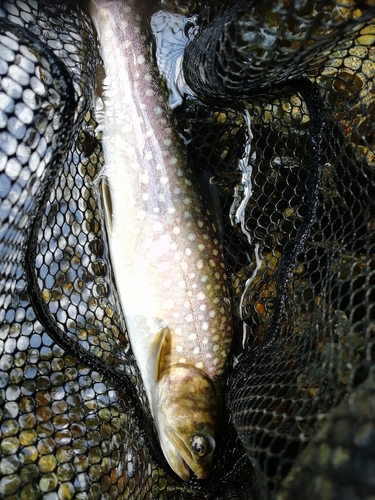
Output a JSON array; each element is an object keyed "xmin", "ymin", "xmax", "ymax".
[{"xmin": 0, "ymin": 0, "xmax": 374, "ymax": 499}]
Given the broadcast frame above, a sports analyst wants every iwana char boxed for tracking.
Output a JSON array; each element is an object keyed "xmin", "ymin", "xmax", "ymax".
[{"xmin": 89, "ymin": 0, "xmax": 233, "ymax": 481}]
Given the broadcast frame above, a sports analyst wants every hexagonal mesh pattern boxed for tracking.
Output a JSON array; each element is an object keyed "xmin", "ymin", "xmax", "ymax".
[{"xmin": 0, "ymin": 0, "xmax": 375, "ymax": 499}]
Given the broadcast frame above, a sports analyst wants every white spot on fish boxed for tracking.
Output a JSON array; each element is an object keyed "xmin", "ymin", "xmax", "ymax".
[
  {"xmin": 153, "ymin": 221, "xmax": 163, "ymax": 232},
  {"xmin": 193, "ymin": 347, "xmax": 200, "ymax": 354},
  {"xmin": 209, "ymin": 310, "xmax": 216, "ymax": 318},
  {"xmin": 183, "ymin": 197, "xmax": 192, "ymax": 205},
  {"xmin": 188, "ymin": 333, "xmax": 197, "ymax": 341},
  {"xmin": 176, "ymin": 345, "xmax": 183, "ymax": 353},
  {"xmin": 185, "ymin": 314, "xmax": 193, "ymax": 323},
  {"xmin": 185, "ymin": 248, "xmax": 192, "ymax": 256},
  {"xmin": 137, "ymin": 210, "xmax": 146, "ymax": 219},
  {"xmin": 202, "ymin": 322, "xmax": 209, "ymax": 330},
  {"xmin": 142, "ymin": 193, "xmax": 149, "ymax": 201},
  {"xmin": 199, "ymin": 304, "xmax": 206, "ymax": 311},
  {"xmin": 197, "ymin": 220, "xmax": 204, "ymax": 228},
  {"xmin": 169, "ymin": 157, "xmax": 178, "ymax": 165},
  {"xmin": 173, "ymin": 226, "xmax": 180, "ymax": 235},
  {"xmin": 137, "ymin": 55, "xmax": 146, "ymax": 64},
  {"xmin": 195, "ymin": 362, "xmax": 204, "ymax": 369},
  {"xmin": 201, "ymin": 275, "xmax": 208, "ymax": 283},
  {"xmin": 179, "ymin": 358, "xmax": 186, "ymax": 363},
  {"xmin": 198, "ymin": 243, "xmax": 205, "ymax": 251},
  {"xmin": 197, "ymin": 292, "xmax": 205, "ymax": 301},
  {"xmin": 197, "ymin": 260, "xmax": 203, "ymax": 270},
  {"xmin": 163, "ymin": 299, "xmax": 175, "ymax": 310},
  {"xmin": 140, "ymin": 173, "xmax": 149, "ymax": 184},
  {"xmin": 202, "ymin": 338, "xmax": 208, "ymax": 345},
  {"xmin": 158, "ymin": 262, "xmax": 169, "ymax": 272},
  {"xmin": 188, "ymin": 233, "xmax": 196, "ymax": 241}
]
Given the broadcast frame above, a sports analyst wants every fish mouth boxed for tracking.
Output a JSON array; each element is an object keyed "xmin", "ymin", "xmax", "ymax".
[
  {"xmin": 164, "ymin": 429, "xmax": 191, "ymax": 480},
  {"xmin": 166, "ymin": 429, "xmax": 209, "ymax": 480}
]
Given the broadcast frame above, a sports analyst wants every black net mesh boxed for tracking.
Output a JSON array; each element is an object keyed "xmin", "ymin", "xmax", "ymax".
[{"xmin": 1, "ymin": 0, "xmax": 375, "ymax": 498}]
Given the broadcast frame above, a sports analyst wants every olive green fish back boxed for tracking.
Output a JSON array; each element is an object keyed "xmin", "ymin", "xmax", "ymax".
[{"xmin": 0, "ymin": 0, "xmax": 375, "ymax": 499}]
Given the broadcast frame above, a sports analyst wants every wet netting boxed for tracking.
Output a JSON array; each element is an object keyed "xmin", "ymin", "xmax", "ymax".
[{"xmin": 0, "ymin": 0, "xmax": 375, "ymax": 498}]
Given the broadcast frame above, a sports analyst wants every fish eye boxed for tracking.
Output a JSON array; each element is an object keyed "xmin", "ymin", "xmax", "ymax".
[{"xmin": 191, "ymin": 435, "xmax": 215, "ymax": 457}]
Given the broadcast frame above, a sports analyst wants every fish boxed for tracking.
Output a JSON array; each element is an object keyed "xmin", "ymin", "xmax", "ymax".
[{"xmin": 88, "ymin": 0, "xmax": 233, "ymax": 481}]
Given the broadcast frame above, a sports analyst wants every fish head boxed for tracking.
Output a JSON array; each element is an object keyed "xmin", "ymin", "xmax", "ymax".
[{"xmin": 152, "ymin": 363, "xmax": 221, "ymax": 481}]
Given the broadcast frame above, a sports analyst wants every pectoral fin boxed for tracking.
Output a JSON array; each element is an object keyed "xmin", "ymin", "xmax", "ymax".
[
  {"xmin": 100, "ymin": 177, "xmax": 113, "ymax": 232},
  {"xmin": 151, "ymin": 327, "xmax": 171, "ymax": 383}
]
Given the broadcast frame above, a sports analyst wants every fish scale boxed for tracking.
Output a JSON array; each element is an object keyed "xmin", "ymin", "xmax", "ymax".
[{"xmin": 88, "ymin": 0, "xmax": 233, "ymax": 481}]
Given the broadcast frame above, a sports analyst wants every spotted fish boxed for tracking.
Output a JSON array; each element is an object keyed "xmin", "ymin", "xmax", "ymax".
[{"xmin": 88, "ymin": 0, "xmax": 233, "ymax": 480}]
